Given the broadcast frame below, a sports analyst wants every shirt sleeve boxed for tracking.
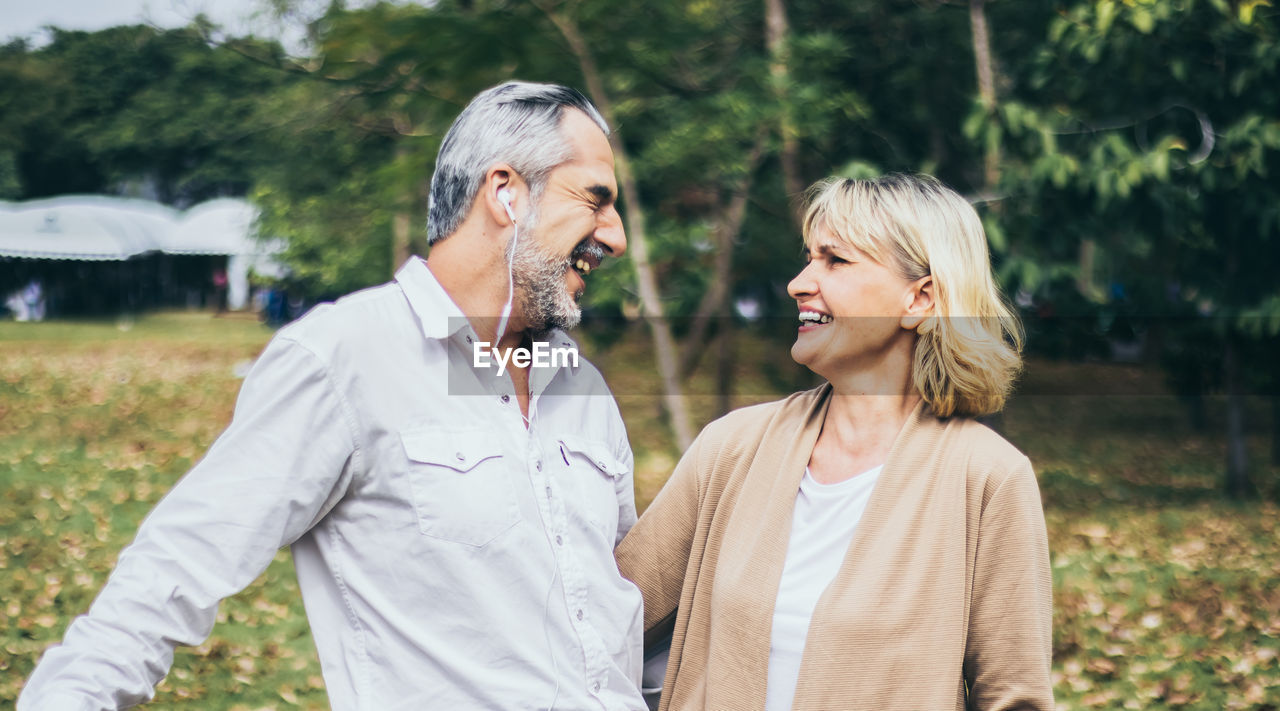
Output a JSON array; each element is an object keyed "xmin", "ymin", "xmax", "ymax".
[
  {"xmin": 963, "ymin": 456, "xmax": 1055, "ymax": 711},
  {"xmin": 613, "ymin": 439, "xmax": 638, "ymax": 547},
  {"xmin": 614, "ymin": 433, "xmax": 705, "ymax": 633},
  {"xmin": 18, "ymin": 335, "xmax": 360, "ymax": 711}
]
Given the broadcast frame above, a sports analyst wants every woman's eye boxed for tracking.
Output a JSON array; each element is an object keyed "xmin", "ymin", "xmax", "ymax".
[{"xmin": 828, "ymin": 255, "xmax": 847, "ymax": 265}]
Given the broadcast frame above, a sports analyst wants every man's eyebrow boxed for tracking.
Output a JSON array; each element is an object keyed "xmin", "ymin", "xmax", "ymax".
[{"xmin": 586, "ymin": 184, "xmax": 614, "ymax": 205}]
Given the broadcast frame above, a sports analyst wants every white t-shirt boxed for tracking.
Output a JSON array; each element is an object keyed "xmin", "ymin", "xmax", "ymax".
[{"xmin": 765, "ymin": 465, "xmax": 884, "ymax": 711}]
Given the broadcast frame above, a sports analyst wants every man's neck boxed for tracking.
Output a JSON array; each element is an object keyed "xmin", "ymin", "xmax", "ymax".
[
  {"xmin": 426, "ymin": 216, "xmax": 543, "ymax": 418},
  {"xmin": 425, "ymin": 221, "xmax": 525, "ymax": 349}
]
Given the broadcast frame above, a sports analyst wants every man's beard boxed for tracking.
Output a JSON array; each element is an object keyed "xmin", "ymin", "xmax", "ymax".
[{"xmin": 509, "ymin": 219, "xmax": 603, "ymax": 337}]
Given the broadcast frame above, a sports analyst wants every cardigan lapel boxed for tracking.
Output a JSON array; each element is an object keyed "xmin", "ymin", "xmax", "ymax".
[
  {"xmin": 791, "ymin": 403, "xmax": 972, "ymax": 709},
  {"xmin": 705, "ymin": 385, "xmax": 833, "ymax": 707}
]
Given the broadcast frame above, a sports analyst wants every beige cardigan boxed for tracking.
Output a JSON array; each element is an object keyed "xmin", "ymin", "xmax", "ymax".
[{"xmin": 616, "ymin": 385, "xmax": 1053, "ymax": 711}]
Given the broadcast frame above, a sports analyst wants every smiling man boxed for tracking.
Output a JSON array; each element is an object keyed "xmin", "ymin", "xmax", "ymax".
[{"xmin": 19, "ymin": 82, "xmax": 647, "ymax": 711}]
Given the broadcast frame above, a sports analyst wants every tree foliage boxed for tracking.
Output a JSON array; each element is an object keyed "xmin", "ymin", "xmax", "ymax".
[
  {"xmin": 0, "ymin": 27, "xmax": 296, "ymax": 204},
  {"xmin": 979, "ymin": 0, "xmax": 1280, "ymax": 494}
]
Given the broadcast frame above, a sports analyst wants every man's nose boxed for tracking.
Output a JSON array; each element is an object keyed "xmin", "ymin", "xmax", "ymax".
[{"xmin": 595, "ymin": 205, "xmax": 626, "ymax": 258}]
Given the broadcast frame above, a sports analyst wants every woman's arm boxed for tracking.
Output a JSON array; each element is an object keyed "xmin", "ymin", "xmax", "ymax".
[{"xmin": 964, "ymin": 456, "xmax": 1055, "ymax": 710}]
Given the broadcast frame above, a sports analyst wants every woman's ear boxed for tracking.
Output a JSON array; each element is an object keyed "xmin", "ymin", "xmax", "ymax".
[{"xmin": 900, "ymin": 275, "xmax": 934, "ymax": 331}]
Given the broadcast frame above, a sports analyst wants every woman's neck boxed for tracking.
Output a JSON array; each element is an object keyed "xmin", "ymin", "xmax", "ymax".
[
  {"xmin": 808, "ymin": 390, "xmax": 919, "ymax": 484},
  {"xmin": 824, "ymin": 392, "xmax": 919, "ymax": 451}
]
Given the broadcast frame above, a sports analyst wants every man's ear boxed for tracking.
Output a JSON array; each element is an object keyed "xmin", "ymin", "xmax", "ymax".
[
  {"xmin": 482, "ymin": 164, "xmax": 528, "ymax": 227},
  {"xmin": 900, "ymin": 275, "xmax": 934, "ymax": 331}
]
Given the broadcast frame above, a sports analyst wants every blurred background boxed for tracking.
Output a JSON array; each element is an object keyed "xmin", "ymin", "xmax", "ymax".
[{"xmin": 2, "ymin": 0, "xmax": 1278, "ymax": 708}]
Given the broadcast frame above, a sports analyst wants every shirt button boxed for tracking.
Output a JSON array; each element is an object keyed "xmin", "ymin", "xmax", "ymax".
[
  {"xmin": 455, "ymin": 452, "xmax": 465, "ymax": 462},
  {"xmin": 465, "ymin": 335, "xmax": 473, "ymax": 344},
  {"xmin": 535, "ymin": 460, "xmax": 542, "ymax": 471},
  {"xmin": 576, "ymin": 609, "xmax": 584, "ymax": 621},
  {"xmin": 545, "ymin": 485, "xmax": 552, "ymax": 498},
  {"xmin": 555, "ymin": 535, "xmax": 563, "ymax": 546},
  {"xmin": 501, "ymin": 394, "xmax": 510, "ymax": 404},
  {"xmin": 593, "ymin": 682, "xmax": 601, "ymax": 693}
]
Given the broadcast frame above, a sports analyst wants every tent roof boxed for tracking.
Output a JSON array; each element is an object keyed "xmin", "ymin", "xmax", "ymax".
[
  {"xmin": 161, "ymin": 198, "xmax": 277, "ymax": 256},
  {"xmin": 0, "ymin": 195, "xmax": 280, "ymax": 260}
]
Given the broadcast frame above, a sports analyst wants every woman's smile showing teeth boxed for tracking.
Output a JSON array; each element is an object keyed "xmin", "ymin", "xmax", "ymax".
[{"xmin": 798, "ymin": 310, "xmax": 832, "ymax": 330}]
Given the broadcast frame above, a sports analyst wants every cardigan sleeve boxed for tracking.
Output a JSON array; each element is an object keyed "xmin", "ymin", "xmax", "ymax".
[
  {"xmin": 615, "ymin": 434, "xmax": 705, "ymax": 632},
  {"xmin": 964, "ymin": 456, "xmax": 1055, "ymax": 711}
]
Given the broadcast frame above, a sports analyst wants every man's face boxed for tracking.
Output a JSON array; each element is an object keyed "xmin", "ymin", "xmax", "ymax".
[{"xmin": 511, "ymin": 109, "xmax": 625, "ymax": 335}]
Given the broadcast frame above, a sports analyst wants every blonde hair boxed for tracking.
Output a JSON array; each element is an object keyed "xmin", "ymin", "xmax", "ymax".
[{"xmin": 802, "ymin": 173, "xmax": 1023, "ymax": 417}]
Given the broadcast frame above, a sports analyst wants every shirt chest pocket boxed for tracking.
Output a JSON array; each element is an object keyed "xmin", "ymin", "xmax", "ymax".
[
  {"xmin": 400, "ymin": 428, "xmax": 520, "ymax": 547},
  {"xmin": 558, "ymin": 437, "xmax": 624, "ymax": 544}
]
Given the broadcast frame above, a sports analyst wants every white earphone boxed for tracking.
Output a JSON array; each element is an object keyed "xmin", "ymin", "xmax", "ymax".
[
  {"xmin": 498, "ymin": 188, "xmax": 516, "ymax": 222},
  {"xmin": 495, "ymin": 187, "xmax": 518, "ymax": 345},
  {"xmin": 500, "ymin": 183, "xmax": 561, "ymax": 704},
  {"xmin": 500, "ymin": 187, "xmax": 561, "ymax": 706}
]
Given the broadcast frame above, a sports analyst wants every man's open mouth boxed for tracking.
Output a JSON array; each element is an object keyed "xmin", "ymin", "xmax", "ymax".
[{"xmin": 571, "ymin": 242, "xmax": 605, "ymax": 277}]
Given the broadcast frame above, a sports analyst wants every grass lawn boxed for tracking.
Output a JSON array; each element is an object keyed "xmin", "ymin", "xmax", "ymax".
[{"xmin": 2, "ymin": 312, "xmax": 1278, "ymax": 709}]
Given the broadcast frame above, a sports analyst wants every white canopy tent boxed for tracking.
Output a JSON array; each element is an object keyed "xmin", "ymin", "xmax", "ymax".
[
  {"xmin": 0, "ymin": 196, "xmax": 285, "ymax": 311},
  {"xmin": 0, "ymin": 196, "xmax": 175, "ymax": 261}
]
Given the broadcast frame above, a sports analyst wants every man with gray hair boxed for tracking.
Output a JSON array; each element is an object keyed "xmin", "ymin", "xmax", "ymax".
[{"xmin": 19, "ymin": 81, "xmax": 645, "ymax": 710}]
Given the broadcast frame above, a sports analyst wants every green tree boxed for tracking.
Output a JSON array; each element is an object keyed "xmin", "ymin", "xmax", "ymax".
[
  {"xmin": 984, "ymin": 0, "xmax": 1280, "ymax": 497},
  {"xmin": 0, "ymin": 26, "xmax": 297, "ymax": 204}
]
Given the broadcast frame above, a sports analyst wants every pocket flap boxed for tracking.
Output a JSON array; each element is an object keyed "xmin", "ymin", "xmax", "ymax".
[
  {"xmin": 559, "ymin": 437, "xmax": 625, "ymax": 478},
  {"xmin": 402, "ymin": 429, "xmax": 503, "ymax": 472}
]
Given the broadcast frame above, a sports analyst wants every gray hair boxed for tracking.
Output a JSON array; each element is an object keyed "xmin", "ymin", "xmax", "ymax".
[{"xmin": 427, "ymin": 81, "xmax": 609, "ymax": 244}]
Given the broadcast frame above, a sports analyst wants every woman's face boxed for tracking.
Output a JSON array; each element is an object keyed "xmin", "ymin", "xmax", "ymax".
[{"xmin": 787, "ymin": 228, "xmax": 923, "ymax": 383}]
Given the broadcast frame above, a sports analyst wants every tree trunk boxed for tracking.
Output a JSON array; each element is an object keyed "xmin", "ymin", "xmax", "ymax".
[
  {"xmin": 766, "ymin": 0, "xmax": 804, "ymax": 227},
  {"xmin": 969, "ymin": 0, "xmax": 1005, "ymax": 435},
  {"xmin": 1186, "ymin": 392, "xmax": 1208, "ymax": 433},
  {"xmin": 678, "ymin": 131, "xmax": 766, "ymax": 378},
  {"xmin": 392, "ymin": 210, "xmax": 411, "ymax": 273},
  {"xmin": 716, "ymin": 309, "xmax": 735, "ymax": 418},
  {"xmin": 391, "ymin": 143, "xmax": 413, "ymax": 274},
  {"xmin": 538, "ymin": 4, "xmax": 694, "ymax": 449},
  {"xmin": 1272, "ymin": 395, "xmax": 1280, "ymax": 466},
  {"xmin": 678, "ymin": 210, "xmax": 733, "ymax": 379},
  {"xmin": 1223, "ymin": 334, "xmax": 1255, "ymax": 498},
  {"xmin": 1077, "ymin": 238, "xmax": 1097, "ymax": 300},
  {"xmin": 969, "ymin": 0, "xmax": 1001, "ymax": 191},
  {"xmin": 1219, "ymin": 195, "xmax": 1254, "ymax": 498}
]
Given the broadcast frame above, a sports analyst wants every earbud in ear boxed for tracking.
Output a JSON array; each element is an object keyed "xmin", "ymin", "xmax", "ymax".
[{"xmin": 497, "ymin": 188, "xmax": 516, "ymax": 222}]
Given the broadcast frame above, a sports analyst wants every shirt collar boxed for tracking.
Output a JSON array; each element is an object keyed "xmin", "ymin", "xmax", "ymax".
[{"xmin": 395, "ymin": 256, "xmax": 470, "ymax": 341}]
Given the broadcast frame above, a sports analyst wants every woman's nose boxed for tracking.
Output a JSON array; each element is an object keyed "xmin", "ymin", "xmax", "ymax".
[{"xmin": 787, "ymin": 261, "xmax": 818, "ymax": 300}]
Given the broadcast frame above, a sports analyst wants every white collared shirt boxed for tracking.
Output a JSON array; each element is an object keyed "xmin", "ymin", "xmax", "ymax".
[{"xmin": 19, "ymin": 257, "xmax": 646, "ymax": 711}]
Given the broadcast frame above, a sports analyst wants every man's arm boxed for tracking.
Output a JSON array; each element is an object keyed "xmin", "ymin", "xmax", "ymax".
[
  {"xmin": 18, "ymin": 335, "xmax": 360, "ymax": 711},
  {"xmin": 611, "ymin": 405, "xmax": 638, "ymax": 546}
]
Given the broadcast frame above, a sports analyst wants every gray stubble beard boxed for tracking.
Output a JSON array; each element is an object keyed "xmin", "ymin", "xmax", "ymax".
[{"xmin": 509, "ymin": 219, "xmax": 584, "ymax": 337}]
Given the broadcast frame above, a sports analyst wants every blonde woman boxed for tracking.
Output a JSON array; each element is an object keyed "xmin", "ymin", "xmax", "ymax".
[{"xmin": 617, "ymin": 174, "xmax": 1053, "ymax": 711}]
